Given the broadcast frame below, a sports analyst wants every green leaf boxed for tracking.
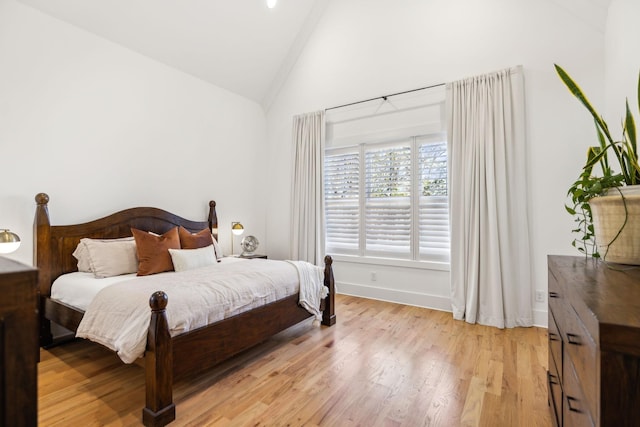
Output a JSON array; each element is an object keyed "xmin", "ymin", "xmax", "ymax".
[
  {"xmin": 626, "ymin": 99, "xmax": 637, "ymax": 154},
  {"xmin": 584, "ymin": 144, "xmax": 610, "ymax": 172},
  {"xmin": 565, "ymin": 205, "xmax": 576, "ymax": 215},
  {"xmin": 554, "ymin": 64, "xmax": 614, "ymax": 144},
  {"xmin": 595, "ymin": 125, "xmax": 609, "ymax": 170}
]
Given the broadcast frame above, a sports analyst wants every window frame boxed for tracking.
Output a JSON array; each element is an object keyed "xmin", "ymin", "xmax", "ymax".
[{"xmin": 324, "ymin": 132, "xmax": 449, "ymax": 267}]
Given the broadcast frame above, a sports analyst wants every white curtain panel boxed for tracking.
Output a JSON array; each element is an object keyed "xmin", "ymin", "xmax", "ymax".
[
  {"xmin": 447, "ymin": 66, "xmax": 533, "ymax": 328},
  {"xmin": 290, "ymin": 111, "xmax": 326, "ymax": 265}
]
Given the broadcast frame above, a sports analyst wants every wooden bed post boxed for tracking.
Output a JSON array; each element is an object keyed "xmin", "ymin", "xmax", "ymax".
[
  {"xmin": 207, "ymin": 200, "xmax": 218, "ymax": 240},
  {"xmin": 322, "ymin": 255, "xmax": 336, "ymax": 326},
  {"xmin": 143, "ymin": 291, "xmax": 175, "ymax": 427},
  {"xmin": 33, "ymin": 193, "xmax": 53, "ymax": 347}
]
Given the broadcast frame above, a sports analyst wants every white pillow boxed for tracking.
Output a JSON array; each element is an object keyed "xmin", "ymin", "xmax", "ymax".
[
  {"xmin": 77, "ymin": 237, "xmax": 138, "ymax": 278},
  {"xmin": 72, "ymin": 241, "xmax": 93, "ymax": 273},
  {"xmin": 169, "ymin": 244, "xmax": 217, "ymax": 272},
  {"xmin": 72, "ymin": 236, "xmax": 136, "ymax": 274}
]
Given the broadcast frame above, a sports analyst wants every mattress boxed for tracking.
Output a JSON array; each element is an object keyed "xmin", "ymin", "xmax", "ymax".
[{"xmin": 50, "ymin": 257, "xmax": 325, "ymax": 363}]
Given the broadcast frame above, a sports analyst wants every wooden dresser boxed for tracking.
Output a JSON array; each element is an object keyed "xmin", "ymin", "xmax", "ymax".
[
  {"xmin": 0, "ymin": 257, "xmax": 38, "ymax": 427},
  {"xmin": 547, "ymin": 255, "xmax": 640, "ymax": 427}
]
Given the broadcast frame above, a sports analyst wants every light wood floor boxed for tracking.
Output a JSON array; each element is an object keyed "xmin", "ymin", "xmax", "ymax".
[{"xmin": 38, "ymin": 295, "xmax": 551, "ymax": 427}]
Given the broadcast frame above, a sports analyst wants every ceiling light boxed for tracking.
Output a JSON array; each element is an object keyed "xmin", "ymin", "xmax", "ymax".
[{"xmin": 267, "ymin": 0, "xmax": 277, "ymax": 9}]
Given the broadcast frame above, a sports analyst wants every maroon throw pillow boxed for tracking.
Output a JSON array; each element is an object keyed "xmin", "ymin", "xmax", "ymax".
[{"xmin": 178, "ymin": 226, "xmax": 214, "ymax": 249}]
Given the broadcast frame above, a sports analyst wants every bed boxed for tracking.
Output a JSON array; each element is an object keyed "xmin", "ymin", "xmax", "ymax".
[{"xmin": 33, "ymin": 193, "xmax": 336, "ymax": 427}]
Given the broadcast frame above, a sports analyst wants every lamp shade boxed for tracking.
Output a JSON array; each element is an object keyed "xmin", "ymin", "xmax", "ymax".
[
  {"xmin": 0, "ymin": 229, "xmax": 20, "ymax": 254},
  {"xmin": 231, "ymin": 222, "xmax": 244, "ymax": 236}
]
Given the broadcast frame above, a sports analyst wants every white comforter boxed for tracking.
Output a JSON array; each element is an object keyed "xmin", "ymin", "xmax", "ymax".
[{"xmin": 74, "ymin": 259, "xmax": 326, "ymax": 363}]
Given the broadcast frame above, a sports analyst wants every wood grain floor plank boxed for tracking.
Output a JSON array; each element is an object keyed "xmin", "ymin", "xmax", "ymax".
[{"xmin": 38, "ymin": 294, "xmax": 551, "ymax": 426}]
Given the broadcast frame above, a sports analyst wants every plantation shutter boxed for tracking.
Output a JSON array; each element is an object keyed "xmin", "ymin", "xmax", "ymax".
[
  {"xmin": 324, "ymin": 148, "xmax": 360, "ymax": 254},
  {"xmin": 364, "ymin": 143, "xmax": 412, "ymax": 256},
  {"xmin": 418, "ymin": 139, "xmax": 450, "ymax": 262}
]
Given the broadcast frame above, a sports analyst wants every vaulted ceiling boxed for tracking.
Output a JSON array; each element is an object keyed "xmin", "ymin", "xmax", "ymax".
[
  {"xmin": 18, "ymin": 0, "xmax": 328, "ymax": 110},
  {"xmin": 17, "ymin": 0, "xmax": 610, "ymax": 111}
]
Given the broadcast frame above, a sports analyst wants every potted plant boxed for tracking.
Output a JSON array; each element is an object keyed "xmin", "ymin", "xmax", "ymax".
[{"xmin": 555, "ymin": 64, "xmax": 640, "ymax": 264}]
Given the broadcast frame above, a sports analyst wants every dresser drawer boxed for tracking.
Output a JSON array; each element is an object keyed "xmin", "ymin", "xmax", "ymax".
[
  {"xmin": 548, "ymin": 269, "xmax": 564, "ymax": 325},
  {"xmin": 548, "ymin": 360, "xmax": 563, "ymax": 427},
  {"xmin": 561, "ymin": 302, "xmax": 597, "ymax": 422},
  {"xmin": 548, "ymin": 310, "xmax": 562, "ymax": 377},
  {"xmin": 563, "ymin": 358, "xmax": 595, "ymax": 427}
]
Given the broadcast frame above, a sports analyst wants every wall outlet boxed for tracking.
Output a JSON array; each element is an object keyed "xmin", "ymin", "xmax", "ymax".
[
  {"xmin": 535, "ymin": 290, "xmax": 545, "ymax": 303},
  {"xmin": 371, "ymin": 271, "xmax": 377, "ymax": 281}
]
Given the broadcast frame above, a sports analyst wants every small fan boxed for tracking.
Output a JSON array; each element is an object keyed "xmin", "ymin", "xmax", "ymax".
[{"xmin": 240, "ymin": 235, "xmax": 259, "ymax": 255}]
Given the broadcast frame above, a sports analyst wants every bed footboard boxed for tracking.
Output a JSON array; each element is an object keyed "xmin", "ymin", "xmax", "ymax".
[{"xmin": 142, "ymin": 256, "xmax": 337, "ymax": 427}]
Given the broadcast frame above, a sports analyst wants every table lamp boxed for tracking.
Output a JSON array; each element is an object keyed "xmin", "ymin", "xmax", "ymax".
[
  {"xmin": 0, "ymin": 229, "xmax": 21, "ymax": 254},
  {"xmin": 231, "ymin": 222, "xmax": 244, "ymax": 255}
]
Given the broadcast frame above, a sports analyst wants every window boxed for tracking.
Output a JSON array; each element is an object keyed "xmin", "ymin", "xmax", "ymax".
[
  {"xmin": 324, "ymin": 134, "xmax": 449, "ymax": 263},
  {"xmin": 324, "ymin": 149, "xmax": 360, "ymax": 253}
]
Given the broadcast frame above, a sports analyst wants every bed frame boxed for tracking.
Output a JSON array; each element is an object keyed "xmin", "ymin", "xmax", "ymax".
[{"xmin": 33, "ymin": 193, "xmax": 336, "ymax": 427}]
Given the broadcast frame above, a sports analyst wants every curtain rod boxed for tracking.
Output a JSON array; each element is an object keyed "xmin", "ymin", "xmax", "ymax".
[{"xmin": 324, "ymin": 82, "xmax": 445, "ymax": 112}]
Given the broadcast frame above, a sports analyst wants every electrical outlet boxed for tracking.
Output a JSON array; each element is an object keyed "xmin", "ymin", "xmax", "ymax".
[
  {"xmin": 371, "ymin": 272, "xmax": 377, "ymax": 281},
  {"xmin": 535, "ymin": 290, "xmax": 545, "ymax": 303}
]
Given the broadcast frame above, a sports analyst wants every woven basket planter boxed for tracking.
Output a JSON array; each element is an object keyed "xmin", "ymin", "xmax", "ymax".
[{"xmin": 589, "ymin": 187, "xmax": 640, "ymax": 265}]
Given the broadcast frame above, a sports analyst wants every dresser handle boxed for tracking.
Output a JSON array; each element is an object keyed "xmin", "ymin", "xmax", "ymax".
[
  {"xmin": 548, "ymin": 372, "xmax": 559, "ymax": 385},
  {"xmin": 567, "ymin": 333, "xmax": 581, "ymax": 346},
  {"xmin": 549, "ymin": 332, "xmax": 560, "ymax": 341},
  {"xmin": 567, "ymin": 396, "xmax": 582, "ymax": 413},
  {"xmin": 549, "ymin": 291, "xmax": 559, "ymax": 298}
]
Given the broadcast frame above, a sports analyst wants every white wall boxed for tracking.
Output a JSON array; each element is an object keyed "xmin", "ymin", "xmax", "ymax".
[
  {"xmin": 605, "ymin": 0, "xmax": 640, "ymax": 123},
  {"xmin": 1, "ymin": 0, "xmax": 612, "ymax": 327},
  {"xmin": 266, "ymin": 0, "xmax": 607, "ymax": 326},
  {"xmin": 0, "ymin": 0, "xmax": 268, "ymax": 265}
]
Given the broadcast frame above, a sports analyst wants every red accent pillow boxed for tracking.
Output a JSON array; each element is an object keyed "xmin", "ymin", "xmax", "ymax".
[
  {"xmin": 132, "ymin": 227, "xmax": 180, "ymax": 276},
  {"xmin": 178, "ymin": 226, "xmax": 214, "ymax": 249}
]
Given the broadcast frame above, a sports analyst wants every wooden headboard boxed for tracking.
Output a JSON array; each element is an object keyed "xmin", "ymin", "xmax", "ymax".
[{"xmin": 33, "ymin": 193, "xmax": 218, "ymax": 297}]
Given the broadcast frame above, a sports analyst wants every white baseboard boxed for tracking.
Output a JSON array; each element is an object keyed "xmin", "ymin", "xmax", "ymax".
[
  {"xmin": 336, "ymin": 281, "xmax": 452, "ymax": 313},
  {"xmin": 336, "ymin": 281, "xmax": 549, "ymax": 328}
]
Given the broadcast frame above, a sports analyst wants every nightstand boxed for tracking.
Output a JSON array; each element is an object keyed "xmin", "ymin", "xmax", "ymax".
[
  {"xmin": 0, "ymin": 257, "xmax": 38, "ymax": 427},
  {"xmin": 238, "ymin": 254, "xmax": 267, "ymax": 259}
]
